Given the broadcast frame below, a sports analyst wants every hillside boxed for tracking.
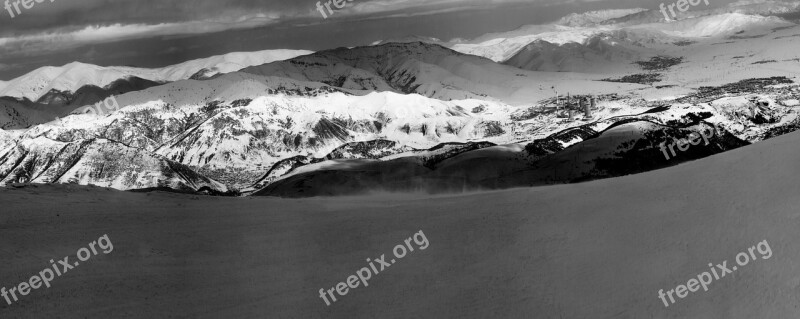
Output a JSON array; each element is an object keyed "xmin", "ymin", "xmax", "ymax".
[
  {"xmin": 1, "ymin": 8, "xmax": 799, "ymax": 195},
  {"xmin": 452, "ymin": 11, "xmax": 793, "ymax": 68},
  {"xmin": 2, "ymin": 117, "xmax": 800, "ymax": 318},
  {"xmin": 0, "ymin": 68, "xmax": 523, "ymax": 191},
  {"xmin": 241, "ymin": 42, "xmax": 633, "ymax": 105},
  {"xmin": 0, "ymin": 49, "xmax": 312, "ymax": 102}
]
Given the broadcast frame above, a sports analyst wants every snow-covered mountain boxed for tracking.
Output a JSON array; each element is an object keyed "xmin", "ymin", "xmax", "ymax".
[
  {"xmin": 2, "ymin": 4, "xmax": 800, "ymax": 196},
  {"xmin": 657, "ymin": 13, "xmax": 791, "ymax": 37},
  {"xmin": 0, "ymin": 49, "xmax": 312, "ymax": 102},
  {"xmin": 601, "ymin": 0, "xmax": 800, "ymax": 25},
  {"xmin": 708, "ymin": 0, "xmax": 800, "ymax": 16},
  {"xmin": 259, "ymin": 78, "xmax": 800, "ymax": 196},
  {"xmin": 449, "ymin": 24, "xmax": 603, "ymax": 63},
  {"xmin": 2, "ymin": 67, "xmax": 797, "ymax": 195},
  {"xmin": 240, "ymin": 42, "xmax": 633, "ymax": 106},
  {"xmin": 0, "ymin": 63, "xmax": 523, "ymax": 191},
  {"xmin": 449, "ymin": 5, "xmax": 796, "ymax": 64},
  {"xmin": 1, "ymin": 136, "xmax": 228, "ymax": 193},
  {"xmin": 502, "ymin": 32, "xmax": 647, "ymax": 73}
]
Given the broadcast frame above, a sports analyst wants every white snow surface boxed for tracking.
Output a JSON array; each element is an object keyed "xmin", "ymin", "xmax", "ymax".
[
  {"xmin": 450, "ymin": 8, "xmax": 793, "ymax": 63},
  {"xmin": 0, "ymin": 49, "xmax": 313, "ymax": 101},
  {"xmin": 4, "ymin": 127, "xmax": 800, "ymax": 317}
]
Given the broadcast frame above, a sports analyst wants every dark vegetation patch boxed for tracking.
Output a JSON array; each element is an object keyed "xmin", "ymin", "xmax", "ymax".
[
  {"xmin": 774, "ymin": 34, "xmax": 800, "ymax": 39},
  {"xmin": 325, "ymin": 140, "xmax": 403, "ymax": 160},
  {"xmin": 772, "ymin": 26, "xmax": 795, "ymax": 32},
  {"xmin": 601, "ymin": 73, "xmax": 662, "ymax": 85},
  {"xmin": 588, "ymin": 122, "xmax": 750, "ymax": 182},
  {"xmin": 482, "ymin": 121, "xmax": 506, "ymax": 137},
  {"xmin": 313, "ymin": 118, "xmax": 349, "ymax": 142},
  {"xmin": 762, "ymin": 117, "xmax": 800, "ymax": 139},
  {"xmin": 664, "ymin": 112, "xmax": 714, "ymax": 126},
  {"xmin": 524, "ymin": 126, "xmax": 596, "ymax": 158},
  {"xmin": 728, "ymin": 34, "xmax": 766, "ymax": 40},
  {"xmin": 752, "ymin": 60, "xmax": 777, "ymax": 65},
  {"xmin": 420, "ymin": 142, "xmax": 495, "ymax": 169},
  {"xmin": 230, "ymin": 99, "xmax": 252, "ymax": 108},
  {"xmin": 671, "ymin": 76, "xmax": 795, "ymax": 105},
  {"xmin": 634, "ymin": 56, "xmax": 684, "ymax": 71}
]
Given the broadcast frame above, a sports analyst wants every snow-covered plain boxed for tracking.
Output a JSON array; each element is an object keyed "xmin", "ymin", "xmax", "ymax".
[{"xmin": 2, "ymin": 123, "xmax": 800, "ymax": 318}]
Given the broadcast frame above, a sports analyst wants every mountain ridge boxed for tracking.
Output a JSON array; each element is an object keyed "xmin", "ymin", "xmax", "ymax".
[{"xmin": 0, "ymin": 49, "xmax": 313, "ymax": 102}]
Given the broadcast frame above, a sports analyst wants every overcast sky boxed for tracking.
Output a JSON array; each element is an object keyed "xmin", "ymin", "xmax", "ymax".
[{"xmin": 0, "ymin": 0, "xmax": 728, "ymax": 79}]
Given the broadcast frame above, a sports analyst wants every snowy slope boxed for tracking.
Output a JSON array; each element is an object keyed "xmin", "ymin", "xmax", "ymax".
[
  {"xmin": 502, "ymin": 34, "xmax": 647, "ymax": 73},
  {"xmin": 2, "ymin": 124, "xmax": 800, "ymax": 317},
  {"xmin": 144, "ymin": 49, "xmax": 314, "ymax": 81},
  {"xmin": 255, "ymin": 74, "xmax": 800, "ymax": 196},
  {"xmin": 2, "ymin": 10, "xmax": 800, "ymax": 194},
  {"xmin": 556, "ymin": 8, "xmax": 649, "ymax": 27},
  {"xmin": 0, "ymin": 49, "xmax": 313, "ymax": 102},
  {"xmin": 601, "ymin": 0, "xmax": 799, "ymax": 24},
  {"xmin": 655, "ymin": 13, "xmax": 791, "ymax": 37},
  {"xmin": 0, "ymin": 136, "xmax": 227, "ymax": 192},
  {"xmin": 0, "ymin": 69, "xmax": 523, "ymax": 191},
  {"xmin": 0, "ymin": 99, "xmax": 59, "ymax": 129},
  {"xmin": 6, "ymin": 120, "xmax": 800, "ymax": 318},
  {"xmin": 715, "ymin": 0, "xmax": 800, "ymax": 16},
  {"xmin": 450, "ymin": 6, "xmax": 795, "ymax": 63},
  {"xmin": 450, "ymin": 25, "xmax": 607, "ymax": 62},
  {"xmin": 241, "ymin": 42, "xmax": 637, "ymax": 106},
  {"xmin": 2, "ymin": 35, "xmax": 798, "ymax": 193},
  {"xmin": 258, "ymin": 91, "xmax": 800, "ymax": 196}
]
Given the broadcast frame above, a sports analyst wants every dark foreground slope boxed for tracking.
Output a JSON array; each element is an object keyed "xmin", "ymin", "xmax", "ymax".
[
  {"xmin": 1, "ymin": 129, "xmax": 800, "ymax": 318},
  {"xmin": 257, "ymin": 120, "xmax": 749, "ymax": 197}
]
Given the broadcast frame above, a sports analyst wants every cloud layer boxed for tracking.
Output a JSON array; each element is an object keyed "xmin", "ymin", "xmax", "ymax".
[{"xmin": 0, "ymin": 0, "xmax": 549, "ymax": 45}]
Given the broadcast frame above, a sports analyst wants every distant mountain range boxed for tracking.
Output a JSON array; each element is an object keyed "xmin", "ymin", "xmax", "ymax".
[
  {"xmin": 1, "ymin": 2, "xmax": 800, "ymax": 196},
  {"xmin": 0, "ymin": 49, "xmax": 311, "ymax": 130},
  {"xmin": 0, "ymin": 49, "xmax": 312, "ymax": 102}
]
